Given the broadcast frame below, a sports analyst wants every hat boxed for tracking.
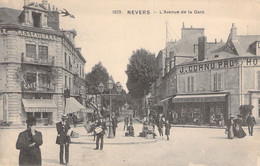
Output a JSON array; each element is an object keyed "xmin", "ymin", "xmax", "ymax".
[
  {"xmin": 61, "ymin": 114, "xmax": 68, "ymax": 119},
  {"xmin": 237, "ymin": 114, "xmax": 241, "ymax": 117},
  {"xmin": 26, "ymin": 115, "xmax": 36, "ymax": 126},
  {"xmin": 230, "ymin": 114, "xmax": 234, "ymax": 118}
]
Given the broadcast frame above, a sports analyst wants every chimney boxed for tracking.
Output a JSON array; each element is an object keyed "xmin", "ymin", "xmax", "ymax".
[
  {"xmin": 215, "ymin": 39, "xmax": 217, "ymax": 44},
  {"xmin": 24, "ymin": 0, "xmax": 30, "ymax": 6},
  {"xmin": 42, "ymin": 0, "xmax": 48, "ymax": 7},
  {"xmin": 198, "ymin": 35, "xmax": 207, "ymax": 61}
]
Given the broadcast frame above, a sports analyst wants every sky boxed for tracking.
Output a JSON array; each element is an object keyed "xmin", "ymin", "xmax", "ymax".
[{"xmin": 1, "ymin": 0, "xmax": 260, "ymax": 91}]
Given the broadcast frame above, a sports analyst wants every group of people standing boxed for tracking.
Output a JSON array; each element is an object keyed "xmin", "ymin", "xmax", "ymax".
[{"xmin": 226, "ymin": 113, "xmax": 256, "ymax": 139}]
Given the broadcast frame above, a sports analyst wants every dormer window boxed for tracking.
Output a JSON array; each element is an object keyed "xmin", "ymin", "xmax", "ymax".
[{"xmin": 32, "ymin": 12, "xmax": 41, "ymax": 27}]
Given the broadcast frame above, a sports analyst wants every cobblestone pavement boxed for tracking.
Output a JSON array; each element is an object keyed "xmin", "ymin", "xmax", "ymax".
[{"xmin": 0, "ymin": 121, "xmax": 260, "ymax": 166}]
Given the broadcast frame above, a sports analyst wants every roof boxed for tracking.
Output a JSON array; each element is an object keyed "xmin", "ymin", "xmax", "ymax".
[
  {"xmin": 236, "ymin": 35, "xmax": 260, "ymax": 54},
  {"xmin": 0, "ymin": 8, "xmax": 22, "ymax": 25}
]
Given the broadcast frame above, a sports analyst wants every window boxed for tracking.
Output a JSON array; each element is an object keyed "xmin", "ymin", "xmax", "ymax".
[
  {"xmin": 32, "ymin": 12, "xmax": 41, "ymax": 27},
  {"xmin": 26, "ymin": 44, "xmax": 36, "ymax": 58},
  {"xmin": 64, "ymin": 52, "xmax": 67, "ymax": 67},
  {"xmin": 213, "ymin": 73, "xmax": 224, "ymax": 91},
  {"xmin": 65, "ymin": 75, "xmax": 67, "ymax": 88},
  {"xmin": 43, "ymin": 112, "xmax": 49, "ymax": 118},
  {"xmin": 257, "ymin": 71, "xmax": 260, "ymax": 90},
  {"xmin": 24, "ymin": 72, "xmax": 37, "ymax": 90},
  {"xmin": 35, "ymin": 112, "xmax": 41, "ymax": 118},
  {"xmin": 38, "ymin": 74, "xmax": 50, "ymax": 89},
  {"xmin": 38, "ymin": 45, "xmax": 48, "ymax": 60},
  {"xmin": 69, "ymin": 56, "xmax": 72, "ymax": 70},
  {"xmin": 69, "ymin": 77, "xmax": 71, "ymax": 89},
  {"xmin": 187, "ymin": 76, "xmax": 194, "ymax": 92},
  {"xmin": 258, "ymin": 99, "xmax": 260, "ymax": 118}
]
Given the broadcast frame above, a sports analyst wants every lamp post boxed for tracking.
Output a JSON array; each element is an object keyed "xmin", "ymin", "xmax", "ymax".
[
  {"xmin": 98, "ymin": 83, "xmax": 104, "ymax": 118},
  {"xmin": 106, "ymin": 80, "xmax": 122, "ymax": 138}
]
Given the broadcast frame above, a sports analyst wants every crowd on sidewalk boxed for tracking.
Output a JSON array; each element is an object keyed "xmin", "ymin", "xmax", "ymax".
[{"xmin": 14, "ymin": 111, "xmax": 257, "ymax": 166}]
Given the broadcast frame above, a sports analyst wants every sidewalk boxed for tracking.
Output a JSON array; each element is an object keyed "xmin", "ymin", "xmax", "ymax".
[{"xmin": 70, "ymin": 121, "xmax": 157, "ymax": 145}]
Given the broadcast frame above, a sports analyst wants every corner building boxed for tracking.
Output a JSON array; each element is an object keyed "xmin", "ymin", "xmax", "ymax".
[
  {"xmin": 152, "ymin": 23, "xmax": 260, "ymax": 124},
  {"xmin": 0, "ymin": 0, "xmax": 87, "ymax": 125}
]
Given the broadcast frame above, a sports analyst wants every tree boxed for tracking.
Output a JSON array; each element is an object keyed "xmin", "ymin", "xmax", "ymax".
[
  {"xmin": 126, "ymin": 48, "xmax": 159, "ymax": 99},
  {"xmin": 85, "ymin": 62, "xmax": 110, "ymax": 94}
]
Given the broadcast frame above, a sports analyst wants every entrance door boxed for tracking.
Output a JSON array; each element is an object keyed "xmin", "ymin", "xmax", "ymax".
[{"xmin": 204, "ymin": 105, "xmax": 210, "ymax": 124}]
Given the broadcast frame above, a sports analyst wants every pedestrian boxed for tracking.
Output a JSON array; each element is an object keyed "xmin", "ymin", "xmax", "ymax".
[
  {"xmin": 111, "ymin": 112, "xmax": 118, "ymax": 137},
  {"xmin": 124, "ymin": 116, "xmax": 129, "ymax": 131},
  {"xmin": 72, "ymin": 113, "xmax": 78, "ymax": 128},
  {"xmin": 56, "ymin": 114, "xmax": 71, "ymax": 165},
  {"xmin": 94, "ymin": 118, "xmax": 107, "ymax": 150},
  {"xmin": 219, "ymin": 113, "xmax": 225, "ymax": 126},
  {"xmin": 246, "ymin": 113, "xmax": 256, "ymax": 136},
  {"xmin": 129, "ymin": 115, "xmax": 133, "ymax": 125},
  {"xmin": 158, "ymin": 114, "xmax": 164, "ymax": 138},
  {"xmin": 234, "ymin": 114, "xmax": 246, "ymax": 138},
  {"xmin": 165, "ymin": 119, "xmax": 171, "ymax": 140},
  {"xmin": 16, "ymin": 115, "xmax": 43, "ymax": 166},
  {"xmin": 125, "ymin": 122, "xmax": 134, "ymax": 137},
  {"xmin": 226, "ymin": 114, "xmax": 235, "ymax": 139}
]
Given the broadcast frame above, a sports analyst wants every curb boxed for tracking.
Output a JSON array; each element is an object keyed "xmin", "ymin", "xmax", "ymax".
[{"xmin": 71, "ymin": 138, "xmax": 157, "ymax": 145}]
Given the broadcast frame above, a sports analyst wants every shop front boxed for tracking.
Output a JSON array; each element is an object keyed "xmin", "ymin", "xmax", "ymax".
[
  {"xmin": 172, "ymin": 93, "xmax": 228, "ymax": 125},
  {"xmin": 22, "ymin": 99, "xmax": 57, "ymax": 125},
  {"xmin": 65, "ymin": 97, "xmax": 94, "ymax": 123}
]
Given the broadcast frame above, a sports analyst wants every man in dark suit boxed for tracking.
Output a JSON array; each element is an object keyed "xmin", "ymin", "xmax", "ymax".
[
  {"xmin": 16, "ymin": 115, "xmax": 43, "ymax": 166},
  {"xmin": 246, "ymin": 113, "xmax": 256, "ymax": 136},
  {"xmin": 94, "ymin": 118, "xmax": 107, "ymax": 150},
  {"xmin": 56, "ymin": 114, "xmax": 71, "ymax": 165},
  {"xmin": 111, "ymin": 112, "xmax": 118, "ymax": 137}
]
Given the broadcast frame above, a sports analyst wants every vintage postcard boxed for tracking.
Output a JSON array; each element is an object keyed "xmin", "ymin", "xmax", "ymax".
[{"xmin": 0, "ymin": 0, "xmax": 260, "ymax": 166}]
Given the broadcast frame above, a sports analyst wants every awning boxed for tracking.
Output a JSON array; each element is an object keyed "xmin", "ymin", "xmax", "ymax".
[
  {"xmin": 158, "ymin": 96, "xmax": 174, "ymax": 104},
  {"xmin": 172, "ymin": 94, "xmax": 227, "ymax": 103},
  {"xmin": 66, "ymin": 98, "xmax": 94, "ymax": 114},
  {"xmin": 22, "ymin": 99, "xmax": 57, "ymax": 112}
]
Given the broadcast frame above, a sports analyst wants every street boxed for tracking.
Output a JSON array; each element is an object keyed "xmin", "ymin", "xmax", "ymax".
[{"xmin": 0, "ymin": 121, "xmax": 260, "ymax": 166}]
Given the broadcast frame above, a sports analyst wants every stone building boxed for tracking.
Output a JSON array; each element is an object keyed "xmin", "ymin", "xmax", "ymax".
[
  {"xmin": 151, "ymin": 23, "xmax": 260, "ymax": 125},
  {"xmin": 0, "ymin": 0, "xmax": 87, "ymax": 125}
]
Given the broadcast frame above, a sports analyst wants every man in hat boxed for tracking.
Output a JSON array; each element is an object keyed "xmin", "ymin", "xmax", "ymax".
[
  {"xmin": 94, "ymin": 118, "xmax": 107, "ymax": 150},
  {"xmin": 111, "ymin": 112, "xmax": 118, "ymax": 137},
  {"xmin": 246, "ymin": 113, "xmax": 256, "ymax": 136},
  {"xmin": 16, "ymin": 115, "xmax": 43, "ymax": 166},
  {"xmin": 56, "ymin": 114, "xmax": 71, "ymax": 165}
]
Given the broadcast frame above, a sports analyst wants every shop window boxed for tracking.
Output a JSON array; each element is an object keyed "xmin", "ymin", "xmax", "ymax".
[
  {"xmin": 43, "ymin": 112, "xmax": 49, "ymax": 118},
  {"xmin": 26, "ymin": 44, "xmax": 36, "ymax": 58},
  {"xmin": 27, "ymin": 112, "xmax": 33, "ymax": 118},
  {"xmin": 38, "ymin": 45, "xmax": 48, "ymax": 60},
  {"xmin": 35, "ymin": 112, "xmax": 41, "ymax": 118},
  {"xmin": 38, "ymin": 74, "xmax": 50, "ymax": 89},
  {"xmin": 187, "ymin": 76, "xmax": 194, "ymax": 92},
  {"xmin": 213, "ymin": 73, "xmax": 223, "ymax": 91}
]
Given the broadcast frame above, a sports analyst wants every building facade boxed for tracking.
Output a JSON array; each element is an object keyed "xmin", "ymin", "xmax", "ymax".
[
  {"xmin": 152, "ymin": 23, "xmax": 260, "ymax": 125},
  {"xmin": 0, "ymin": 0, "xmax": 87, "ymax": 125}
]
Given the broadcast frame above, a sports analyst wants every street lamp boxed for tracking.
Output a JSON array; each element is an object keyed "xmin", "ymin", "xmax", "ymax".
[
  {"xmin": 98, "ymin": 83, "xmax": 104, "ymax": 118},
  {"xmin": 106, "ymin": 80, "xmax": 122, "ymax": 138}
]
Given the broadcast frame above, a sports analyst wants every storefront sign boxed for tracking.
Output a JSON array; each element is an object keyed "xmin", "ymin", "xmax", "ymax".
[
  {"xmin": 178, "ymin": 57, "xmax": 260, "ymax": 74},
  {"xmin": 17, "ymin": 30, "xmax": 57, "ymax": 41},
  {"xmin": 26, "ymin": 107, "xmax": 54, "ymax": 112}
]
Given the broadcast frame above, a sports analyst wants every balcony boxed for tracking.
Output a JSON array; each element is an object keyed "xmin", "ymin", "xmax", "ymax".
[
  {"xmin": 21, "ymin": 54, "xmax": 55, "ymax": 66},
  {"xmin": 22, "ymin": 82, "xmax": 55, "ymax": 93}
]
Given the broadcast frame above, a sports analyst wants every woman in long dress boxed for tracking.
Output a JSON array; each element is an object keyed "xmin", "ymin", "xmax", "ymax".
[
  {"xmin": 234, "ymin": 114, "xmax": 246, "ymax": 138},
  {"xmin": 226, "ymin": 114, "xmax": 235, "ymax": 139}
]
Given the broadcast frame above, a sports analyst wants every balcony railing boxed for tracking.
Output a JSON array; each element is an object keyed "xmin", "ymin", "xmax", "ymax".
[
  {"xmin": 21, "ymin": 53, "xmax": 55, "ymax": 66},
  {"xmin": 22, "ymin": 82, "xmax": 55, "ymax": 93}
]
